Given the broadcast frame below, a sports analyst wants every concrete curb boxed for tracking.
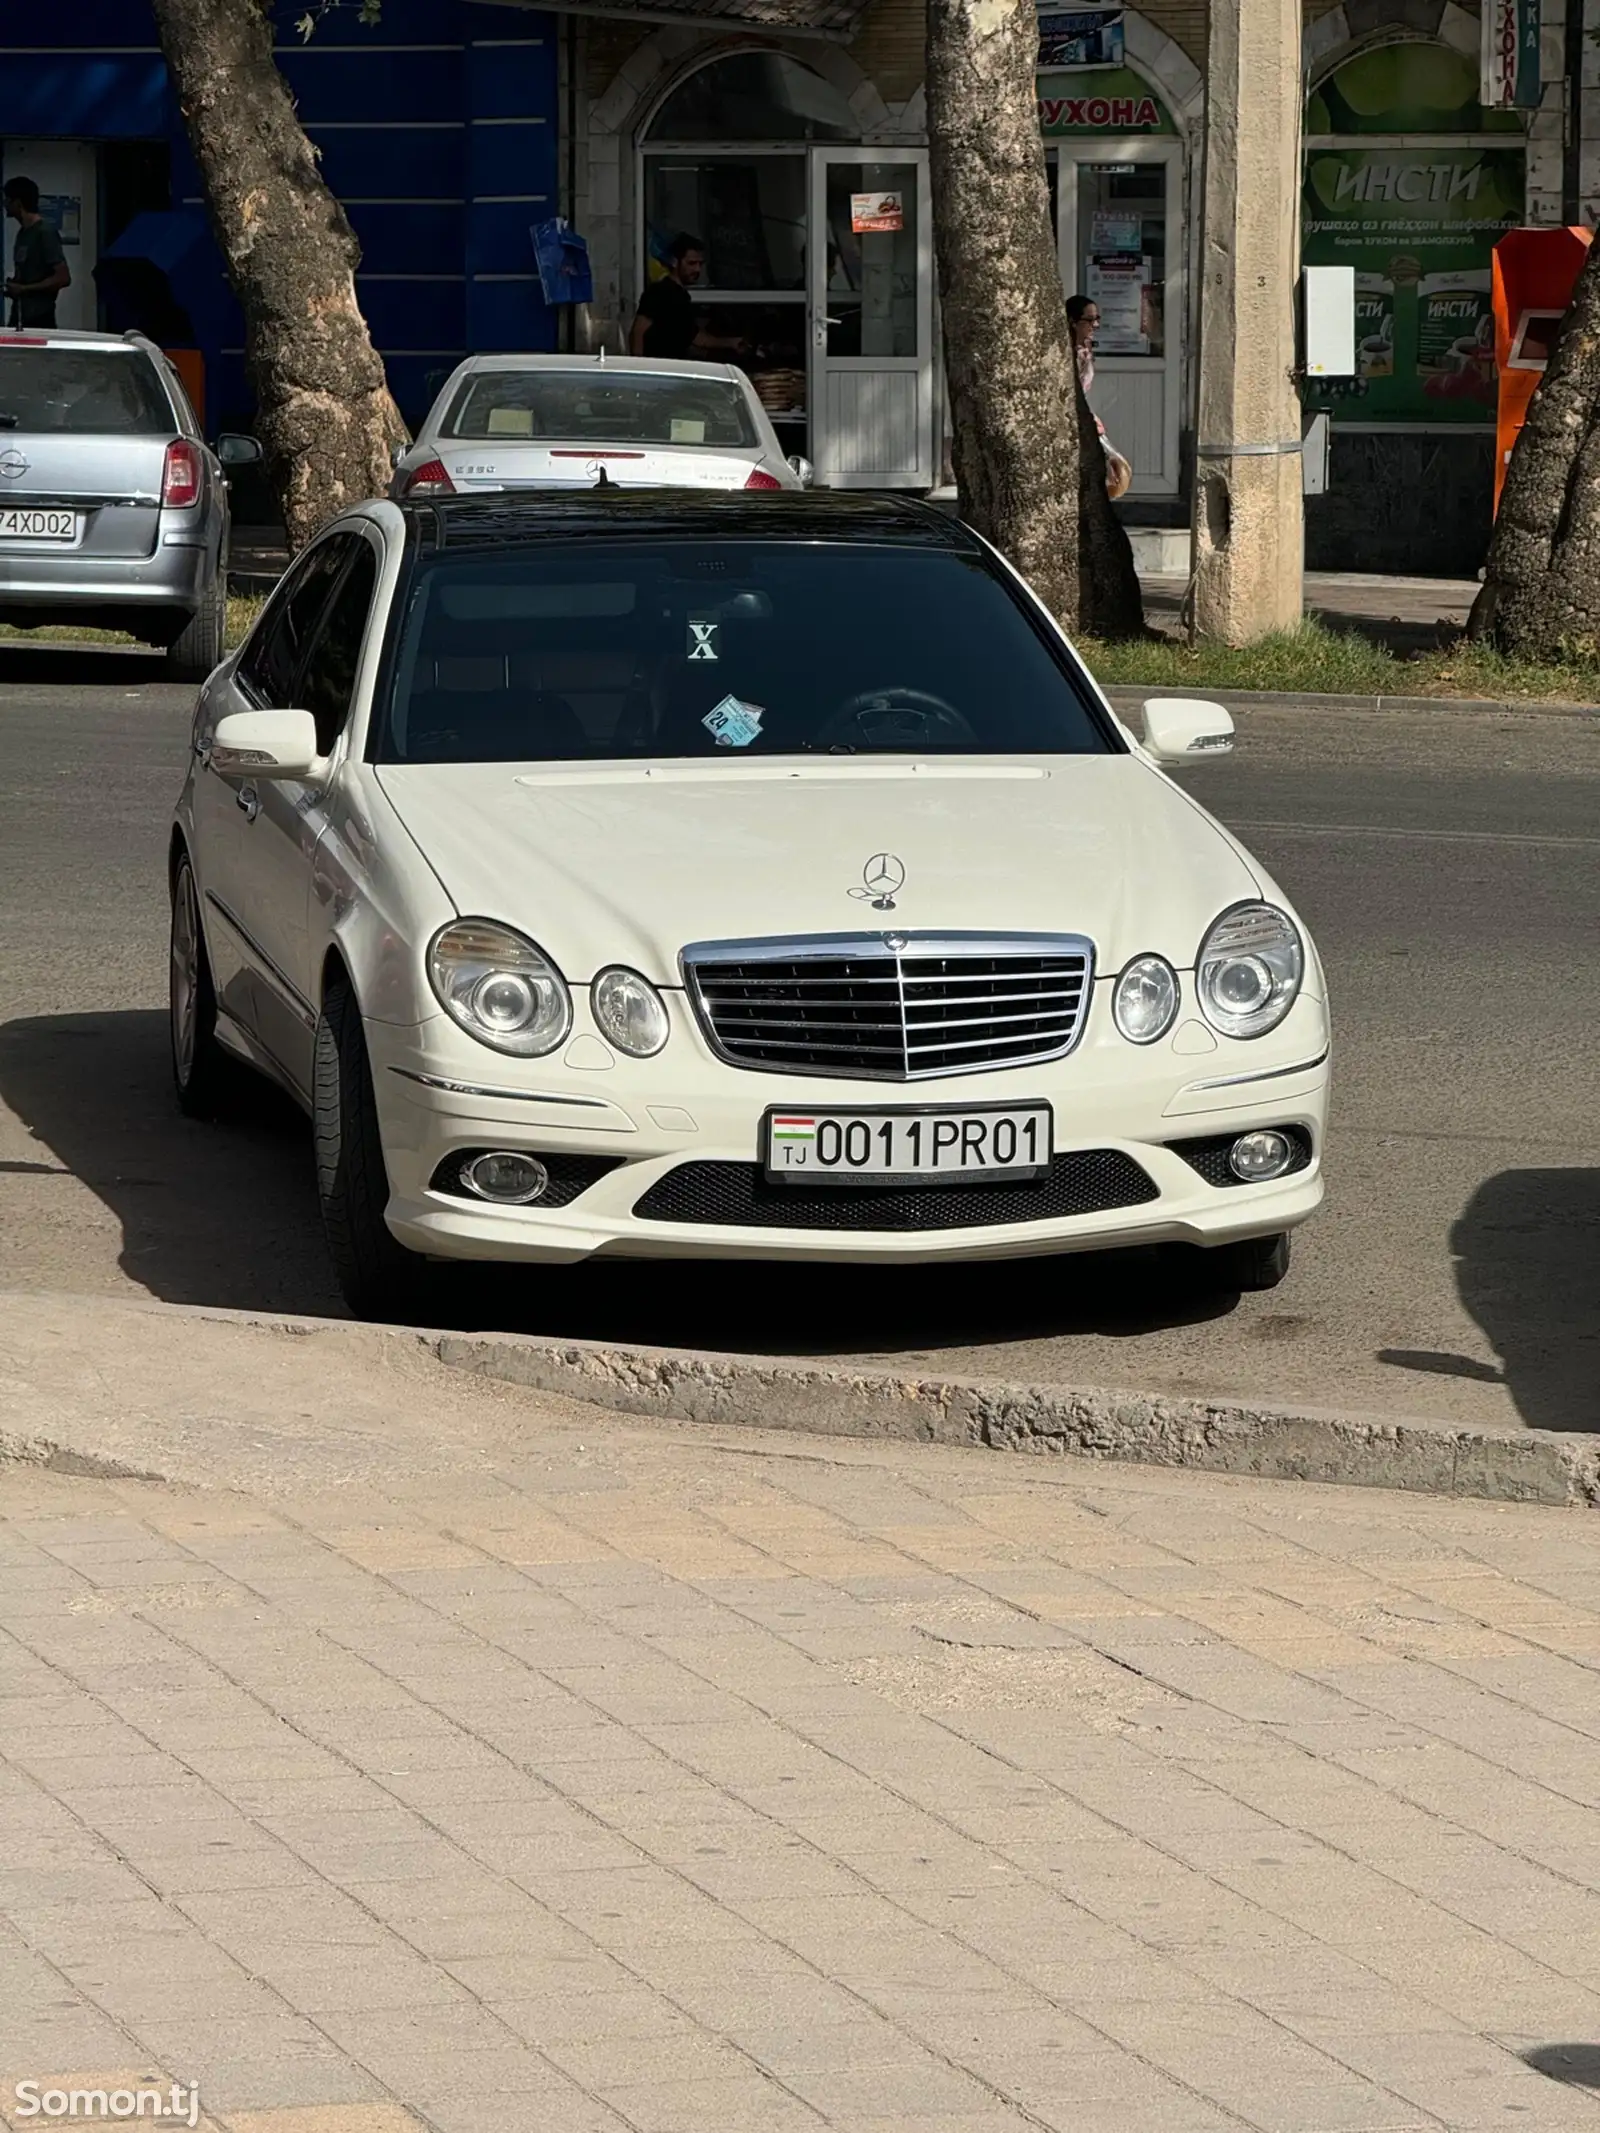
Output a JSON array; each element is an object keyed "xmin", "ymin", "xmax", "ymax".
[
  {"xmin": 4, "ymin": 1289, "xmax": 1595, "ymax": 1510},
  {"xmin": 435, "ymin": 1325, "xmax": 1600, "ymax": 1509},
  {"xmin": 1102, "ymin": 684, "xmax": 1599, "ymax": 720}
]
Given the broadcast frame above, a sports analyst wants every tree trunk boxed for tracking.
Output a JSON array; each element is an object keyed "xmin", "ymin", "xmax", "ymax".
[
  {"xmin": 926, "ymin": 0, "xmax": 1141, "ymax": 637},
  {"xmin": 149, "ymin": 0, "xmax": 405, "ymax": 550},
  {"xmin": 1470, "ymin": 239, "xmax": 1600, "ymax": 659}
]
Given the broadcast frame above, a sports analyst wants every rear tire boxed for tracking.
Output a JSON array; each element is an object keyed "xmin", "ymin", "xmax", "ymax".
[
  {"xmin": 314, "ymin": 977, "xmax": 424, "ymax": 1319},
  {"xmin": 1199, "ymin": 1231, "xmax": 1292, "ymax": 1294},
  {"xmin": 164, "ymin": 581, "xmax": 226, "ymax": 682},
  {"xmin": 170, "ymin": 854, "xmax": 232, "ymax": 1117}
]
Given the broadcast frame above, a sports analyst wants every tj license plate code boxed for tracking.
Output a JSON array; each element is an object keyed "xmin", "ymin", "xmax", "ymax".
[
  {"xmin": 764, "ymin": 1105, "xmax": 1052, "ymax": 1183},
  {"xmin": 0, "ymin": 508, "xmax": 79, "ymax": 544}
]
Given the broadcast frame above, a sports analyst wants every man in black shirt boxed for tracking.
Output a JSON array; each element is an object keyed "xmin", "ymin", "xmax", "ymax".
[
  {"xmin": 629, "ymin": 233, "xmax": 746, "ymax": 360},
  {"xmin": 5, "ymin": 176, "xmax": 70, "ymax": 329}
]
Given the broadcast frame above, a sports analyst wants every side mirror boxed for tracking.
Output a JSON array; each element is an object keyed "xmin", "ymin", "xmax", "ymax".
[
  {"xmin": 390, "ymin": 441, "xmax": 410, "ymax": 470},
  {"xmin": 216, "ymin": 433, "xmax": 263, "ymax": 467},
  {"xmin": 1141, "ymin": 696, "xmax": 1235, "ymax": 764},
  {"xmin": 787, "ymin": 454, "xmax": 814, "ymax": 488},
  {"xmin": 210, "ymin": 707, "xmax": 321, "ymax": 781}
]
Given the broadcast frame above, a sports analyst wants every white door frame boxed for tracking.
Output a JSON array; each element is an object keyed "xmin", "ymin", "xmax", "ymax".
[
  {"xmin": 807, "ymin": 144, "xmax": 934, "ymax": 490},
  {"xmin": 1052, "ymin": 135, "xmax": 1183, "ymax": 496}
]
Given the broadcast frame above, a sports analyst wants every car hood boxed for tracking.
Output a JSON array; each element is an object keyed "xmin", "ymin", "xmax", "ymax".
[{"xmin": 373, "ymin": 756, "xmax": 1264, "ymax": 986}]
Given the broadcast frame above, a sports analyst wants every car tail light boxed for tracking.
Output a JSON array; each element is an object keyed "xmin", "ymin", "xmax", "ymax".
[
  {"xmin": 402, "ymin": 457, "xmax": 457, "ymax": 497},
  {"xmin": 163, "ymin": 439, "xmax": 202, "ymax": 509},
  {"xmin": 744, "ymin": 468, "xmax": 784, "ymax": 490}
]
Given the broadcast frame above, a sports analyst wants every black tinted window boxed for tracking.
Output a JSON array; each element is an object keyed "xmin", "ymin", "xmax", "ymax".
[
  {"xmin": 0, "ymin": 348, "xmax": 173, "ymax": 435},
  {"xmin": 377, "ymin": 543, "xmax": 1112, "ymax": 764},
  {"xmin": 241, "ymin": 537, "xmax": 353, "ymax": 707},
  {"xmin": 300, "ymin": 543, "xmax": 378, "ymax": 754}
]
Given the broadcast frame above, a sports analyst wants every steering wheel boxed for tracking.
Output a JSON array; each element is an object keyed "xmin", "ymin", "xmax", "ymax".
[{"xmin": 816, "ymin": 687, "xmax": 976, "ymax": 749}]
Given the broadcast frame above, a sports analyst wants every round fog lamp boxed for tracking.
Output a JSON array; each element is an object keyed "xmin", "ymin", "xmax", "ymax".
[
  {"xmin": 1228, "ymin": 1130, "xmax": 1293, "ymax": 1183},
  {"xmin": 461, "ymin": 1151, "xmax": 550, "ymax": 1204}
]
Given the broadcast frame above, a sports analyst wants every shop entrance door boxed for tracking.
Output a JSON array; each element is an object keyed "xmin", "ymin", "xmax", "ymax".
[
  {"xmin": 808, "ymin": 148, "xmax": 933, "ymax": 487},
  {"xmin": 1053, "ymin": 140, "xmax": 1181, "ymax": 494}
]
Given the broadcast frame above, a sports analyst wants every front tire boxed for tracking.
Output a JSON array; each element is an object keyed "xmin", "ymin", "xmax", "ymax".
[
  {"xmin": 1200, "ymin": 1231, "xmax": 1292, "ymax": 1294},
  {"xmin": 170, "ymin": 854, "xmax": 232, "ymax": 1117},
  {"xmin": 314, "ymin": 977, "xmax": 424, "ymax": 1319}
]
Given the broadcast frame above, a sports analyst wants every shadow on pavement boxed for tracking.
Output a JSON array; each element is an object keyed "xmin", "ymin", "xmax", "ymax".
[
  {"xmin": 1379, "ymin": 1168, "xmax": 1600, "ymax": 1433},
  {"xmin": 1522, "ymin": 2045, "xmax": 1600, "ymax": 2089},
  {"xmin": 0, "ymin": 1008, "xmax": 1235, "ymax": 1358},
  {"xmin": 0, "ymin": 1009, "xmax": 336, "ymax": 1316},
  {"xmin": 0, "ymin": 641, "xmax": 171, "ymax": 689}
]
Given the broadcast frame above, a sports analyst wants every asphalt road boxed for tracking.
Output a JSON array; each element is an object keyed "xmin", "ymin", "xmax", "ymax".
[{"xmin": 3, "ymin": 638, "xmax": 1599, "ymax": 1438}]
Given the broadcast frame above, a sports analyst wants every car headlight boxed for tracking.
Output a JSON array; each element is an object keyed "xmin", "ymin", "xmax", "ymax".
[
  {"xmin": 427, "ymin": 919, "xmax": 572, "ymax": 1056},
  {"xmin": 1113, "ymin": 955, "xmax": 1179, "ymax": 1044},
  {"xmin": 1196, "ymin": 903, "xmax": 1303, "ymax": 1038},
  {"xmin": 591, "ymin": 966, "xmax": 670, "ymax": 1057}
]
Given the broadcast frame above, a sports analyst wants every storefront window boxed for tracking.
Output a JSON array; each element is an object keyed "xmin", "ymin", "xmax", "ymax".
[
  {"xmin": 823, "ymin": 162, "xmax": 919, "ymax": 357},
  {"xmin": 648, "ymin": 52, "xmax": 861, "ymax": 142},
  {"xmin": 646, "ymin": 156, "xmax": 806, "ymax": 291},
  {"xmin": 1303, "ymin": 41, "xmax": 1524, "ymax": 426},
  {"xmin": 1073, "ymin": 161, "xmax": 1165, "ymax": 356}
]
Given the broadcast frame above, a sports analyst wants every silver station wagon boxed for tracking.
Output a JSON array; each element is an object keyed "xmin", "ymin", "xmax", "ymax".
[{"xmin": 0, "ymin": 327, "xmax": 251, "ymax": 678}]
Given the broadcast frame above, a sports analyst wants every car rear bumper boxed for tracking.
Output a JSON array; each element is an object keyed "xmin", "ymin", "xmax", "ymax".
[{"xmin": 0, "ymin": 531, "xmax": 216, "ymax": 621}]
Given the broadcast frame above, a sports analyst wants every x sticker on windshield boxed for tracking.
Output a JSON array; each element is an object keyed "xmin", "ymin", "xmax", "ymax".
[{"xmin": 687, "ymin": 618, "xmax": 720, "ymax": 661}]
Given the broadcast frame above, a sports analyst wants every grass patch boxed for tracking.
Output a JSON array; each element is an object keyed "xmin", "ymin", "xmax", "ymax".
[
  {"xmin": 0, "ymin": 593, "xmax": 265, "ymax": 655},
  {"xmin": 1084, "ymin": 617, "xmax": 1600, "ymax": 705}
]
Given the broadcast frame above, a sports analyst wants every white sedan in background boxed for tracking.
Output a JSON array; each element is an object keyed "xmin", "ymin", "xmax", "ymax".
[
  {"xmin": 390, "ymin": 353, "xmax": 807, "ymax": 499},
  {"xmin": 169, "ymin": 489, "xmax": 1329, "ymax": 1320}
]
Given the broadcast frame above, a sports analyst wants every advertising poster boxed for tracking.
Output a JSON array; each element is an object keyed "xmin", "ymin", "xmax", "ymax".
[
  {"xmin": 1086, "ymin": 251, "xmax": 1147, "ymax": 352},
  {"xmin": 1037, "ymin": 9, "xmax": 1124, "ymax": 70},
  {"xmin": 1301, "ymin": 143, "xmax": 1523, "ymax": 422},
  {"xmin": 850, "ymin": 192, "xmax": 904, "ymax": 234}
]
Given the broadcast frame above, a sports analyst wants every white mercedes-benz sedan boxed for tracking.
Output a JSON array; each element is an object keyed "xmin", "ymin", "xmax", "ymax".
[
  {"xmin": 389, "ymin": 354, "xmax": 807, "ymax": 501},
  {"xmin": 169, "ymin": 491, "xmax": 1330, "ymax": 1320}
]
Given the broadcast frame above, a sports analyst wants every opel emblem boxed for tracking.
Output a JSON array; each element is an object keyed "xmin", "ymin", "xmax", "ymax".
[
  {"xmin": 849, "ymin": 852, "xmax": 906, "ymax": 911},
  {"xmin": 0, "ymin": 450, "xmax": 28, "ymax": 481}
]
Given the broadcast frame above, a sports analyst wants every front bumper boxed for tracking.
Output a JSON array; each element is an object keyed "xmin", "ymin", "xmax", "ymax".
[{"xmin": 367, "ymin": 988, "xmax": 1331, "ymax": 1267}]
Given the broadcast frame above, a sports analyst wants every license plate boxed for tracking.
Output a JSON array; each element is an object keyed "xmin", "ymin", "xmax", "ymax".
[
  {"xmin": 763, "ymin": 1104, "xmax": 1052, "ymax": 1184},
  {"xmin": 0, "ymin": 508, "xmax": 79, "ymax": 545}
]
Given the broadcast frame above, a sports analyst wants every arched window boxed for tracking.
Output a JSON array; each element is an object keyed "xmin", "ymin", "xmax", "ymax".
[{"xmin": 646, "ymin": 52, "xmax": 861, "ymax": 143}]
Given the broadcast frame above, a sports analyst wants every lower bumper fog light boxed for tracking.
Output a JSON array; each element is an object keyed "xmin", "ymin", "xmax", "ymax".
[
  {"xmin": 1228, "ymin": 1129, "xmax": 1293, "ymax": 1182},
  {"xmin": 461, "ymin": 1151, "xmax": 550, "ymax": 1204}
]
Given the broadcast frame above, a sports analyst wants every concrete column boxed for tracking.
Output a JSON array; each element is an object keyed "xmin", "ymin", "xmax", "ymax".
[{"xmin": 1190, "ymin": 0, "xmax": 1304, "ymax": 643}]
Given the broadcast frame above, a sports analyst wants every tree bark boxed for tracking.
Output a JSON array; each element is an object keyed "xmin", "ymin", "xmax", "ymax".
[
  {"xmin": 1470, "ymin": 239, "xmax": 1600, "ymax": 659},
  {"xmin": 926, "ymin": 0, "xmax": 1141, "ymax": 636},
  {"xmin": 149, "ymin": 0, "xmax": 405, "ymax": 550}
]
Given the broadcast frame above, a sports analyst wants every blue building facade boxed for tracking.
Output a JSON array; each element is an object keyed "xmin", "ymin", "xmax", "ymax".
[{"xmin": 1, "ymin": 0, "xmax": 562, "ymax": 434}]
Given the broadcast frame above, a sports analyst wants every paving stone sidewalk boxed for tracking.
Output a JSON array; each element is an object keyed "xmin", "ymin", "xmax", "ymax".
[{"xmin": 7, "ymin": 1407, "xmax": 1600, "ymax": 2133}]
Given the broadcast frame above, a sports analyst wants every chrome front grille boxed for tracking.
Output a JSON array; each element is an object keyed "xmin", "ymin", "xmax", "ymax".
[{"xmin": 681, "ymin": 932, "xmax": 1095, "ymax": 1080}]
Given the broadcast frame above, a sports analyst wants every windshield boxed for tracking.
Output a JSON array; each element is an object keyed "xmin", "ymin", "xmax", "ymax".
[
  {"xmin": 443, "ymin": 371, "xmax": 758, "ymax": 449},
  {"xmin": 0, "ymin": 348, "xmax": 174, "ymax": 434},
  {"xmin": 376, "ymin": 542, "xmax": 1116, "ymax": 764}
]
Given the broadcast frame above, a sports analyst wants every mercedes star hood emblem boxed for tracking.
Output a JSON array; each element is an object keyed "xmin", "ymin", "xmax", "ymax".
[{"xmin": 849, "ymin": 852, "xmax": 906, "ymax": 911}]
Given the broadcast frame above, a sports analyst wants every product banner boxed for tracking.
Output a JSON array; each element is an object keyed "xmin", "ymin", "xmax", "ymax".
[
  {"xmin": 1301, "ymin": 144, "xmax": 1524, "ymax": 422},
  {"xmin": 1037, "ymin": 9, "xmax": 1124, "ymax": 70}
]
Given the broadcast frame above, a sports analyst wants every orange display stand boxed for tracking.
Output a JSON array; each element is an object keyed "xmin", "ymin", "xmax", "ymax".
[
  {"xmin": 162, "ymin": 347, "xmax": 206, "ymax": 426},
  {"xmin": 1491, "ymin": 226, "xmax": 1592, "ymax": 513}
]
